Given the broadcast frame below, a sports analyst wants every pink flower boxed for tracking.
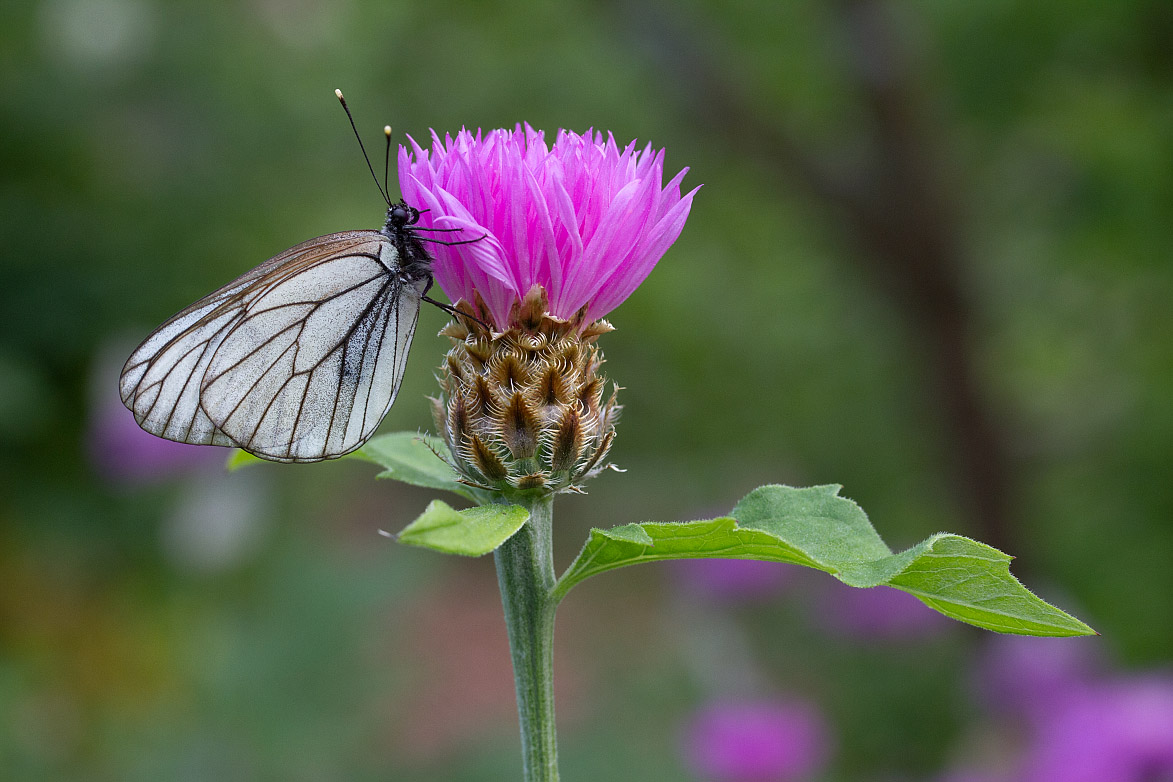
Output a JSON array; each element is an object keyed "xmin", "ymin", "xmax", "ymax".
[
  {"xmin": 1020, "ymin": 674, "xmax": 1173, "ymax": 782},
  {"xmin": 90, "ymin": 396, "xmax": 222, "ymax": 485},
  {"xmin": 815, "ymin": 582, "xmax": 949, "ymax": 641},
  {"xmin": 947, "ymin": 640, "xmax": 1170, "ymax": 782},
  {"xmin": 680, "ymin": 697, "xmax": 831, "ymax": 782},
  {"xmin": 399, "ymin": 125, "xmax": 699, "ymax": 328},
  {"xmin": 672, "ymin": 558, "xmax": 795, "ymax": 602},
  {"xmin": 976, "ymin": 634, "xmax": 1101, "ymax": 721},
  {"xmin": 89, "ymin": 343, "xmax": 224, "ymax": 485}
]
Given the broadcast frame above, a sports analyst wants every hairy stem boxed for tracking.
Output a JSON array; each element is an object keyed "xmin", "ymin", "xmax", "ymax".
[{"xmin": 494, "ymin": 494, "xmax": 559, "ymax": 782}]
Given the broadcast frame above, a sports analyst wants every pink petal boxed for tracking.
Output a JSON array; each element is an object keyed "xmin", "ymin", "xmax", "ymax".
[
  {"xmin": 397, "ymin": 127, "xmax": 696, "ymax": 329},
  {"xmin": 589, "ymin": 184, "xmax": 699, "ymax": 319}
]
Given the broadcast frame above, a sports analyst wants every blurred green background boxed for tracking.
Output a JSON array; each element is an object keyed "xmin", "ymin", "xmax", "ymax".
[{"xmin": 2, "ymin": 0, "xmax": 1171, "ymax": 779}]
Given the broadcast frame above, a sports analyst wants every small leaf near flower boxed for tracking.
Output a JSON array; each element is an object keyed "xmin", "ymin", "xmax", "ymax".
[
  {"xmin": 225, "ymin": 449, "xmax": 265, "ymax": 471},
  {"xmin": 554, "ymin": 485, "xmax": 1095, "ymax": 637},
  {"xmin": 397, "ymin": 500, "xmax": 529, "ymax": 557},
  {"xmin": 357, "ymin": 432, "xmax": 481, "ymax": 502},
  {"xmin": 226, "ymin": 446, "xmax": 376, "ymax": 471}
]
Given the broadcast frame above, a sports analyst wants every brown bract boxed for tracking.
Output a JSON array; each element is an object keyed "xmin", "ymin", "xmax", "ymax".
[{"xmin": 432, "ymin": 286, "xmax": 620, "ymax": 496}]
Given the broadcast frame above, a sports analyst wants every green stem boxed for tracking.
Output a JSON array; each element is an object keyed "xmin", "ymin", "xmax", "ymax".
[{"xmin": 494, "ymin": 493, "xmax": 560, "ymax": 782}]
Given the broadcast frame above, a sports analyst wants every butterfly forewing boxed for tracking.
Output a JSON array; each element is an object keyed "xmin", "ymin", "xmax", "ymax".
[{"xmin": 120, "ymin": 230, "xmax": 423, "ymax": 462}]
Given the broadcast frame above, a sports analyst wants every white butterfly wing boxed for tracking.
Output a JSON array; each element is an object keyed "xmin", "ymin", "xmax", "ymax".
[
  {"xmin": 120, "ymin": 286, "xmax": 248, "ymax": 448},
  {"xmin": 120, "ymin": 231, "xmax": 420, "ymax": 462},
  {"xmin": 201, "ymin": 244, "xmax": 422, "ymax": 462}
]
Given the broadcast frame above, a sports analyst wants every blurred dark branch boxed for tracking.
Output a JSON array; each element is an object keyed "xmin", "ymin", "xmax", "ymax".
[{"xmin": 616, "ymin": 0, "xmax": 1015, "ymax": 551}]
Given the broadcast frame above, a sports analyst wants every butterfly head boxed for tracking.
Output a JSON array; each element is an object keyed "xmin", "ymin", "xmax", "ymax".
[{"xmin": 385, "ymin": 200, "xmax": 421, "ymax": 232}]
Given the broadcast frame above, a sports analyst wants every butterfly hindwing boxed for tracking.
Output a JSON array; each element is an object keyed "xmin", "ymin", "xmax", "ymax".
[{"xmin": 119, "ymin": 291, "xmax": 246, "ymax": 447}]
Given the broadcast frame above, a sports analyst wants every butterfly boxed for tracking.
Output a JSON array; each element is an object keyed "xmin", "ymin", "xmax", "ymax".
[{"xmin": 120, "ymin": 90, "xmax": 478, "ymax": 463}]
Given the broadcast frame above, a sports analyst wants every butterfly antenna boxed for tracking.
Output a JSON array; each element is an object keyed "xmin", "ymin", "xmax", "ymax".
[
  {"xmin": 334, "ymin": 88, "xmax": 391, "ymax": 207},
  {"xmin": 383, "ymin": 125, "xmax": 392, "ymax": 200}
]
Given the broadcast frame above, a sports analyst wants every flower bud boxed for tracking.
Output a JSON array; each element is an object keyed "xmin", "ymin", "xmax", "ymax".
[{"xmin": 433, "ymin": 286, "xmax": 620, "ymax": 496}]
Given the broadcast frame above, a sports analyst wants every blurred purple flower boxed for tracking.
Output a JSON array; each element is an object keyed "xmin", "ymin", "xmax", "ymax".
[
  {"xmin": 89, "ymin": 345, "xmax": 223, "ymax": 485},
  {"xmin": 816, "ymin": 582, "xmax": 948, "ymax": 640},
  {"xmin": 673, "ymin": 558, "xmax": 794, "ymax": 602},
  {"xmin": 399, "ymin": 125, "xmax": 699, "ymax": 328},
  {"xmin": 1020, "ymin": 674, "xmax": 1173, "ymax": 782},
  {"xmin": 952, "ymin": 638, "xmax": 1171, "ymax": 782},
  {"xmin": 681, "ymin": 697, "xmax": 830, "ymax": 781},
  {"xmin": 976, "ymin": 634, "xmax": 1099, "ymax": 721},
  {"xmin": 938, "ymin": 771, "xmax": 1010, "ymax": 782}
]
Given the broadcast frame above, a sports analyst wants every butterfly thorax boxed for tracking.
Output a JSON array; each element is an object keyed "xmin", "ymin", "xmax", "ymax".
[{"xmin": 380, "ymin": 201, "xmax": 434, "ymax": 286}]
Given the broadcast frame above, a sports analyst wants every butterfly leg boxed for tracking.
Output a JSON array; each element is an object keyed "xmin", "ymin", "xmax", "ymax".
[{"xmin": 421, "ymin": 294, "xmax": 491, "ymax": 331}]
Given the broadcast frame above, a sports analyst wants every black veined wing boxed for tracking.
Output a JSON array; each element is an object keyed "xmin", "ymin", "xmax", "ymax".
[{"xmin": 120, "ymin": 229, "xmax": 426, "ymax": 463}]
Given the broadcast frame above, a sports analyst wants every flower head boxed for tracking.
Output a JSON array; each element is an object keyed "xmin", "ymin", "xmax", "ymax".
[
  {"xmin": 405, "ymin": 126, "xmax": 695, "ymax": 495},
  {"xmin": 399, "ymin": 125, "xmax": 698, "ymax": 329}
]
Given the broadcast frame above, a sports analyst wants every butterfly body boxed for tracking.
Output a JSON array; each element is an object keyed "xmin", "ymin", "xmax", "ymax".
[{"xmin": 120, "ymin": 202, "xmax": 435, "ymax": 463}]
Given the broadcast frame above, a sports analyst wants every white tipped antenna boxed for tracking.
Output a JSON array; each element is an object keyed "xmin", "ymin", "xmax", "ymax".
[
  {"xmin": 334, "ymin": 88, "xmax": 391, "ymax": 206},
  {"xmin": 383, "ymin": 125, "xmax": 393, "ymax": 199}
]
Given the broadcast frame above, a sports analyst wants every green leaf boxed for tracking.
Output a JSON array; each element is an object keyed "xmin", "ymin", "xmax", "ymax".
[
  {"xmin": 225, "ymin": 449, "xmax": 264, "ymax": 471},
  {"xmin": 555, "ymin": 484, "xmax": 1095, "ymax": 637},
  {"xmin": 231, "ymin": 433, "xmax": 481, "ymax": 503},
  {"xmin": 396, "ymin": 500, "xmax": 529, "ymax": 557},
  {"xmin": 226, "ymin": 444, "xmax": 376, "ymax": 471},
  {"xmin": 356, "ymin": 432, "xmax": 480, "ymax": 502}
]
